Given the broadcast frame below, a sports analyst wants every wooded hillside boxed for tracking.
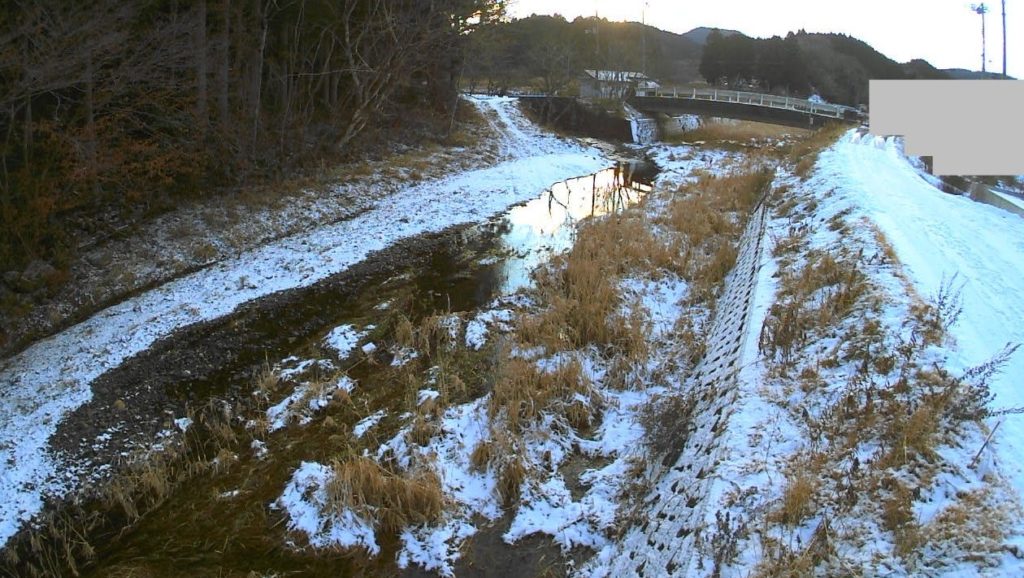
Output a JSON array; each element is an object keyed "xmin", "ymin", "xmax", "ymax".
[
  {"xmin": 466, "ymin": 17, "xmax": 951, "ymax": 106},
  {"xmin": 463, "ymin": 15, "xmax": 703, "ymax": 95},
  {"xmin": 0, "ymin": 0, "xmax": 501, "ymax": 271},
  {"xmin": 699, "ymin": 30, "xmax": 950, "ymax": 105}
]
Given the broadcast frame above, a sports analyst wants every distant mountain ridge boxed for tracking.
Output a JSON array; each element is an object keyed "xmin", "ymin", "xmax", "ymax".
[
  {"xmin": 681, "ymin": 26, "xmax": 740, "ymax": 45},
  {"xmin": 465, "ymin": 17, "xmax": 1006, "ymax": 104}
]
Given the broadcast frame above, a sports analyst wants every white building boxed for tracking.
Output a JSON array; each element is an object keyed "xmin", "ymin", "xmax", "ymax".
[{"xmin": 579, "ymin": 70, "xmax": 660, "ymax": 99}]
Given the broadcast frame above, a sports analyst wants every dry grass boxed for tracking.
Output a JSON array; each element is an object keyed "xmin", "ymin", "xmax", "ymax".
[
  {"xmin": 868, "ymin": 224, "xmax": 900, "ymax": 268},
  {"xmin": 920, "ymin": 486, "xmax": 1016, "ymax": 566},
  {"xmin": 881, "ymin": 480, "xmax": 920, "ymax": 557},
  {"xmin": 393, "ymin": 315, "xmax": 415, "ymax": 350},
  {"xmin": 760, "ymin": 251, "xmax": 868, "ymax": 365},
  {"xmin": 487, "ymin": 356, "xmax": 592, "ymax": 435},
  {"xmin": 671, "ymin": 120, "xmax": 809, "ymax": 144},
  {"xmin": 2, "ymin": 359, "xmax": 287, "ymax": 577},
  {"xmin": 759, "ymin": 514, "xmax": 838, "ymax": 578},
  {"xmin": 787, "ymin": 123, "xmax": 849, "ymax": 178},
  {"xmin": 326, "ymin": 457, "xmax": 444, "ymax": 534},
  {"xmin": 662, "ymin": 168, "xmax": 772, "ymax": 305},
  {"xmin": 490, "ymin": 165, "xmax": 774, "ymax": 490},
  {"xmin": 565, "ymin": 399, "xmax": 594, "ymax": 431},
  {"xmin": 415, "ymin": 314, "xmax": 462, "ymax": 361},
  {"xmin": 673, "ymin": 314, "xmax": 707, "ymax": 373},
  {"xmin": 637, "ymin": 391, "xmax": 698, "ymax": 461},
  {"xmin": 774, "ymin": 471, "xmax": 817, "ymax": 527},
  {"xmin": 626, "ymin": 167, "xmax": 773, "ymax": 462},
  {"xmin": 755, "ymin": 537, "xmax": 818, "ymax": 578},
  {"xmin": 252, "ymin": 361, "xmax": 281, "ymax": 408},
  {"xmin": 408, "ymin": 417, "xmax": 437, "ymax": 447},
  {"xmin": 771, "ymin": 227, "xmax": 804, "ymax": 259},
  {"xmin": 519, "ymin": 210, "xmax": 683, "ymax": 356},
  {"xmin": 751, "ymin": 170, "xmax": 1024, "ymax": 575},
  {"xmin": 497, "ymin": 455, "xmax": 528, "ymax": 507},
  {"xmin": 469, "ymin": 439, "xmax": 494, "ymax": 473}
]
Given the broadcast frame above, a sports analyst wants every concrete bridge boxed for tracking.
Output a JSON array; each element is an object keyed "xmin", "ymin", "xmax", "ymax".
[{"xmin": 629, "ymin": 87, "xmax": 866, "ymax": 129}]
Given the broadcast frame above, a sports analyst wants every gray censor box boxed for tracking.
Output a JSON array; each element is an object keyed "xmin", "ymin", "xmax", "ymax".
[{"xmin": 869, "ymin": 80, "xmax": 1024, "ymax": 176}]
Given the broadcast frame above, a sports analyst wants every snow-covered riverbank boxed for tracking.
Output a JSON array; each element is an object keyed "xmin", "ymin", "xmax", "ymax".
[
  {"xmin": 593, "ymin": 131, "xmax": 1024, "ymax": 577},
  {"xmin": 0, "ymin": 96, "xmax": 608, "ymax": 547},
  {"xmin": 5, "ymin": 102, "xmax": 1023, "ymax": 578}
]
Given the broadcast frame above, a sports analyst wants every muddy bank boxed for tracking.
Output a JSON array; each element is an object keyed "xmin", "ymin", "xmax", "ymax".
[
  {"xmin": 51, "ymin": 160, "xmax": 658, "ymax": 475},
  {"xmin": 50, "ymin": 225, "xmax": 483, "ymax": 492},
  {"xmin": 5, "ymin": 224, "xmax": 487, "ymax": 575}
]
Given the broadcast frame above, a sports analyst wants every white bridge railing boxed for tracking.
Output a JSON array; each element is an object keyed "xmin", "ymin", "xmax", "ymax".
[{"xmin": 648, "ymin": 87, "xmax": 863, "ymax": 120}]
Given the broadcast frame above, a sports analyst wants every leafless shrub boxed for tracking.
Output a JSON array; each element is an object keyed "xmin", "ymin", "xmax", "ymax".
[
  {"xmin": 759, "ymin": 252, "xmax": 867, "ymax": 364},
  {"xmin": 914, "ymin": 274, "xmax": 964, "ymax": 345},
  {"xmin": 708, "ymin": 509, "xmax": 746, "ymax": 577},
  {"xmin": 637, "ymin": 390, "xmax": 698, "ymax": 462}
]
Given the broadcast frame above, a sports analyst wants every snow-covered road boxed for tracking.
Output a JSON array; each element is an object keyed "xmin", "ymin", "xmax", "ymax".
[
  {"xmin": 0, "ymin": 96, "xmax": 608, "ymax": 547},
  {"xmin": 817, "ymin": 132, "xmax": 1024, "ymax": 499}
]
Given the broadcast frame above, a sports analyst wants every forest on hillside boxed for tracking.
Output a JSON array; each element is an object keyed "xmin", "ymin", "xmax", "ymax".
[
  {"xmin": 0, "ymin": 0, "xmax": 502, "ymax": 272},
  {"xmin": 463, "ymin": 15, "xmax": 703, "ymax": 95},
  {"xmin": 699, "ymin": 30, "xmax": 949, "ymax": 104}
]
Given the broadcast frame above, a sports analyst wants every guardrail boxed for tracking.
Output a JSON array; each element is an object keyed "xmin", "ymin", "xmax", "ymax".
[{"xmin": 650, "ymin": 87, "xmax": 863, "ymax": 120}]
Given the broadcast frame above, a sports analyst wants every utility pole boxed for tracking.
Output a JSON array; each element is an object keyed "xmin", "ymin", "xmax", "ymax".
[
  {"xmin": 641, "ymin": 1, "xmax": 648, "ymax": 75},
  {"xmin": 972, "ymin": 3, "xmax": 989, "ymax": 73},
  {"xmin": 641, "ymin": 8, "xmax": 646, "ymax": 74},
  {"xmin": 1002, "ymin": 0, "xmax": 1007, "ymax": 77}
]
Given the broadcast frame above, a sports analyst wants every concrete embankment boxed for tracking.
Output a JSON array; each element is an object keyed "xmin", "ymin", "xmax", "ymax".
[
  {"xmin": 517, "ymin": 96, "xmax": 635, "ymax": 143},
  {"xmin": 969, "ymin": 182, "xmax": 1024, "ymax": 218},
  {"xmin": 592, "ymin": 199, "xmax": 772, "ymax": 577}
]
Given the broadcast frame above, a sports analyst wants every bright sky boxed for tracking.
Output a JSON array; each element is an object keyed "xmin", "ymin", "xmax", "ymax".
[{"xmin": 508, "ymin": 0, "xmax": 1024, "ymax": 79}]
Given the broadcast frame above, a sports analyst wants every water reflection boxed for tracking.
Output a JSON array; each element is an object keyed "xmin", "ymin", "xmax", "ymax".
[{"xmin": 490, "ymin": 162, "xmax": 654, "ymax": 292}]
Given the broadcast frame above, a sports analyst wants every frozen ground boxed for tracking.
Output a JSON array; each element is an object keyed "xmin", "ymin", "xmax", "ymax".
[
  {"xmin": 5, "ymin": 99, "xmax": 1023, "ymax": 576},
  {"xmin": 274, "ymin": 145, "xmax": 740, "ymax": 573},
  {"xmin": 0, "ymin": 96, "xmax": 607, "ymax": 547},
  {"xmin": 273, "ymin": 130, "xmax": 1024, "ymax": 576},
  {"xmin": 821, "ymin": 131, "xmax": 1024, "ymax": 508},
  {"xmin": 590, "ymin": 131, "xmax": 1024, "ymax": 577}
]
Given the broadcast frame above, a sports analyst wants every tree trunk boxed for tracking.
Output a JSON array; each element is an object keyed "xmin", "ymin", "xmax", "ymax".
[
  {"xmin": 22, "ymin": 96, "xmax": 31, "ymax": 167},
  {"xmin": 195, "ymin": 0, "xmax": 209, "ymax": 138},
  {"xmin": 85, "ymin": 52, "xmax": 99, "ymax": 197},
  {"xmin": 21, "ymin": 31, "xmax": 31, "ymax": 165},
  {"xmin": 250, "ymin": 0, "xmax": 269, "ymax": 152},
  {"xmin": 217, "ymin": 0, "xmax": 230, "ymax": 128}
]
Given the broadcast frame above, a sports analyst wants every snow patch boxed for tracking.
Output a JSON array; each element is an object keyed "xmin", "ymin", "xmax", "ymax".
[
  {"xmin": 465, "ymin": 308, "xmax": 514, "ymax": 350},
  {"xmin": 353, "ymin": 411, "xmax": 386, "ymax": 438},
  {"xmin": 276, "ymin": 461, "xmax": 380, "ymax": 554},
  {"xmin": 266, "ymin": 374, "xmax": 355, "ymax": 432},
  {"xmin": 323, "ymin": 324, "xmax": 365, "ymax": 358}
]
